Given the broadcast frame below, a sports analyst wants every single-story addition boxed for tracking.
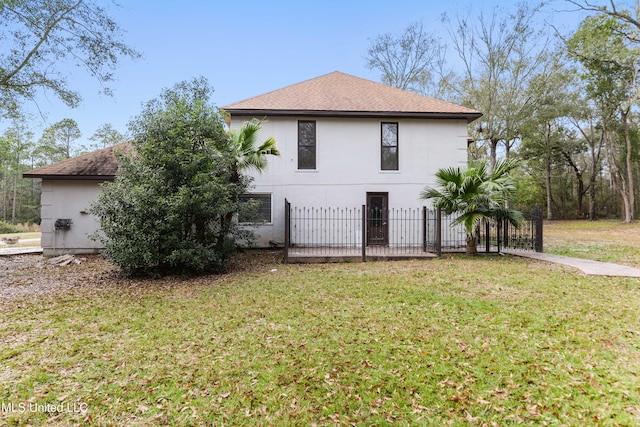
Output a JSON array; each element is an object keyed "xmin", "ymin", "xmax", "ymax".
[
  {"xmin": 23, "ymin": 143, "xmax": 129, "ymax": 256},
  {"xmin": 24, "ymin": 71, "xmax": 481, "ymax": 257}
]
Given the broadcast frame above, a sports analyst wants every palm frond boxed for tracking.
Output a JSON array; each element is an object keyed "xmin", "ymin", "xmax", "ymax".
[
  {"xmin": 420, "ymin": 158, "xmax": 523, "ymax": 238},
  {"xmin": 229, "ymin": 119, "xmax": 280, "ymax": 174},
  {"xmin": 257, "ymin": 136, "xmax": 280, "ymax": 156}
]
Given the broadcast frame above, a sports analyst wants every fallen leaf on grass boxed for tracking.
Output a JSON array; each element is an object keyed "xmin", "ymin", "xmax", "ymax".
[
  {"xmin": 527, "ymin": 404, "xmax": 540, "ymax": 416},
  {"xmin": 465, "ymin": 411, "xmax": 479, "ymax": 422},
  {"xmin": 626, "ymin": 406, "xmax": 640, "ymax": 417},
  {"xmin": 439, "ymin": 378, "xmax": 456, "ymax": 388},
  {"xmin": 493, "ymin": 388, "xmax": 508, "ymax": 399}
]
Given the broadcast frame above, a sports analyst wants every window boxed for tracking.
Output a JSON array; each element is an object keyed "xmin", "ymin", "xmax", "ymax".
[
  {"xmin": 298, "ymin": 120, "xmax": 316, "ymax": 169},
  {"xmin": 239, "ymin": 194, "xmax": 272, "ymax": 223},
  {"xmin": 381, "ymin": 122, "xmax": 398, "ymax": 170}
]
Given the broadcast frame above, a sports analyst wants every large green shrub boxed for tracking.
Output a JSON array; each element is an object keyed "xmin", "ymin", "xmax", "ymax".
[{"xmin": 90, "ymin": 78, "xmax": 254, "ymax": 276}]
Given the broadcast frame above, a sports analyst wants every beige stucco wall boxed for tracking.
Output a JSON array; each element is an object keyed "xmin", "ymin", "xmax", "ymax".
[
  {"xmin": 231, "ymin": 116, "xmax": 469, "ymax": 246},
  {"xmin": 40, "ymin": 180, "xmax": 105, "ymax": 256}
]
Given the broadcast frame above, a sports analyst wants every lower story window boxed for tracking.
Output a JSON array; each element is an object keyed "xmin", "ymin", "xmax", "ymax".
[{"xmin": 239, "ymin": 193, "xmax": 272, "ymax": 223}]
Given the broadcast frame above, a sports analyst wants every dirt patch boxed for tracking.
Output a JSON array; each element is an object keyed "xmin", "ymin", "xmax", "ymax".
[
  {"xmin": 0, "ymin": 254, "xmax": 117, "ymax": 301},
  {"xmin": 0, "ymin": 250, "xmax": 284, "ymax": 303}
]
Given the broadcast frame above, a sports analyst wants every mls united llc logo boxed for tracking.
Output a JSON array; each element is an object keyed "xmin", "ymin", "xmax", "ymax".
[{"xmin": 1, "ymin": 401, "xmax": 88, "ymax": 414}]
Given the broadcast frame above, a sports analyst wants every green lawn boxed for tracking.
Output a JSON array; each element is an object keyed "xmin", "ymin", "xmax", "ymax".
[
  {"xmin": 0, "ymin": 232, "xmax": 41, "ymax": 248},
  {"xmin": 544, "ymin": 220, "xmax": 640, "ymax": 268},
  {"xmin": 1, "ymin": 229, "xmax": 639, "ymax": 425}
]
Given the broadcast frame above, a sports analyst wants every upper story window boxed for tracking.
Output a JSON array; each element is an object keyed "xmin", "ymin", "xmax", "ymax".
[
  {"xmin": 381, "ymin": 122, "xmax": 398, "ymax": 170},
  {"xmin": 298, "ymin": 120, "xmax": 316, "ymax": 170}
]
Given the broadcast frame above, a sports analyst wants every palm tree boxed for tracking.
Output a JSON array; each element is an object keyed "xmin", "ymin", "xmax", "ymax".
[
  {"xmin": 421, "ymin": 159, "xmax": 523, "ymax": 255},
  {"xmin": 227, "ymin": 118, "xmax": 280, "ymax": 180},
  {"xmin": 221, "ymin": 119, "xmax": 279, "ymax": 236}
]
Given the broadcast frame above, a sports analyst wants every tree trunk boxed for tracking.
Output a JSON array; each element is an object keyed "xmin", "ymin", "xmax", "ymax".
[
  {"xmin": 2, "ymin": 171, "xmax": 7, "ymax": 222},
  {"xmin": 588, "ymin": 136, "xmax": 602, "ymax": 221},
  {"xmin": 545, "ymin": 156, "xmax": 553, "ymax": 221},
  {"xmin": 12, "ymin": 169, "xmax": 18, "ymax": 224},
  {"xmin": 576, "ymin": 175, "xmax": 584, "ymax": 219},
  {"xmin": 603, "ymin": 115, "xmax": 633, "ymax": 223},
  {"xmin": 620, "ymin": 190, "xmax": 631, "ymax": 222},
  {"xmin": 623, "ymin": 115, "xmax": 635, "ymax": 222},
  {"xmin": 489, "ymin": 138, "xmax": 498, "ymax": 173},
  {"xmin": 504, "ymin": 139, "xmax": 512, "ymax": 159},
  {"xmin": 218, "ymin": 166, "xmax": 241, "ymax": 252},
  {"xmin": 561, "ymin": 149, "xmax": 586, "ymax": 219},
  {"xmin": 466, "ymin": 235, "xmax": 478, "ymax": 255},
  {"xmin": 575, "ymin": 119, "xmax": 603, "ymax": 221},
  {"xmin": 589, "ymin": 172, "xmax": 597, "ymax": 220}
]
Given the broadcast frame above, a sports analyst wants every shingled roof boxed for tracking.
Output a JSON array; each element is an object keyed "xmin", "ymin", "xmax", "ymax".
[
  {"xmin": 23, "ymin": 142, "xmax": 130, "ymax": 180},
  {"xmin": 223, "ymin": 71, "xmax": 482, "ymax": 122}
]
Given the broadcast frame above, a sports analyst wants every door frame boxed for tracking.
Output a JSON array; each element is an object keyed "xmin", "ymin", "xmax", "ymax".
[{"xmin": 366, "ymin": 192, "xmax": 389, "ymax": 246}]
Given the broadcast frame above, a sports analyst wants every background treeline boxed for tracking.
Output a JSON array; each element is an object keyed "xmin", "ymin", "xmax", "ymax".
[
  {"xmin": 0, "ymin": 120, "xmax": 124, "ymax": 226},
  {"xmin": 366, "ymin": 1, "xmax": 640, "ymax": 222}
]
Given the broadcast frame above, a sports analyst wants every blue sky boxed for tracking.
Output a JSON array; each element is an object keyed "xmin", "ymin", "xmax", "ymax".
[{"xmin": 14, "ymin": 0, "xmax": 586, "ymax": 147}]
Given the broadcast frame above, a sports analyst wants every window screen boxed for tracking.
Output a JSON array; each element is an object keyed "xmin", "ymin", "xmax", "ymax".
[
  {"xmin": 381, "ymin": 122, "xmax": 398, "ymax": 170},
  {"xmin": 298, "ymin": 121, "xmax": 316, "ymax": 169},
  {"xmin": 239, "ymin": 194, "xmax": 272, "ymax": 223}
]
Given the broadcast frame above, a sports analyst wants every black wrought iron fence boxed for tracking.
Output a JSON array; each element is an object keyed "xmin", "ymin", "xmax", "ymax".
[
  {"xmin": 283, "ymin": 200, "xmax": 542, "ymax": 262},
  {"xmin": 284, "ymin": 201, "xmax": 434, "ymax": 261},
  {"xmin": 438, "ymin": 213, "xmax": 468, "ymax": 252},
  {"xmin": 366, "ymin": 206, "xmax": 429, "ymax": 256},
  {"xmin": 502, "ymin": 206, "xmax": 543, "ymax": 252},
  {"xmin": 288, "ymin": 205, "xmax": 363, "ymax": 250},
  {"xmin": 429, "ymin": 207, "xmax": 544, "ymax": 253}
]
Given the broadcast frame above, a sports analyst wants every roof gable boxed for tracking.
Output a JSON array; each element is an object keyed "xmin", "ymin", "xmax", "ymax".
[
  {"xmin": 23, "ymin": 142, "xmax": 130, "ymax": 180},
  {"xmin": 223, "ymin": 71, "xmax": 481, "ymax": 122}
]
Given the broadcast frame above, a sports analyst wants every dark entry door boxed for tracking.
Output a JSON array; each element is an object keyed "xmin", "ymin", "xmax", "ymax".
[{"xmin": 367, "ymin": 192, "xmax": 389, "ymax": 246}]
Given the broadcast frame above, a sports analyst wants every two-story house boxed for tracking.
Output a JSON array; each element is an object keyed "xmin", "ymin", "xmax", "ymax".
[
  {"xmin": 24, "ymin": 71, "xmax": 480, "ymax": 256},
  {"xmin": 223, "ymin": 71, "xmax": 481, "ymax": 249}
]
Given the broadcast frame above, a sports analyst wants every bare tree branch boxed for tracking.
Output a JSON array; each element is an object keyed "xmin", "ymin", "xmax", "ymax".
[{"xmin": 0, "ymin": 0, "xmax": 140, "ymax": 115}]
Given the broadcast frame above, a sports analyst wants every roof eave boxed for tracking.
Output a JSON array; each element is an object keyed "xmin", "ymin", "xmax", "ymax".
[
  {"xmin": 22, "ymin": 173, "xmax": 116, "ymax": 181},
  {"xmin": 225, "ymin": 109, "xmax": 483, "ymax": 123}
]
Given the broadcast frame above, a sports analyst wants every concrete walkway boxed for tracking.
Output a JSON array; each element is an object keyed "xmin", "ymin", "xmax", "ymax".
[
  {"xmin": 502, "ymin": 248, "xmax": 640, "ymax": 278},
  {"xmin": 0, "ymin": 246, "xmax": 42, "ymax": 256}
]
